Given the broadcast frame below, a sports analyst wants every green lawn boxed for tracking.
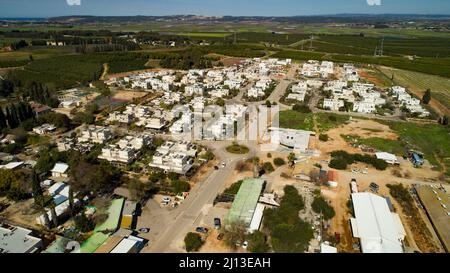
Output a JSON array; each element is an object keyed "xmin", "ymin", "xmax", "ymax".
[
  {"xmin": 226, "ymin": 144, "xmax": 250, "ymax": 154},
  {"xmin": 342, "ymin": 135, "xmax": 406, "ymax": 156},
  {"xmin": 383, "ymin": 121, "xmax": 450, "ymax": 175},
  {"xmin": 278, "ymin": 110, "xmax": 349, "ymax": 132}
]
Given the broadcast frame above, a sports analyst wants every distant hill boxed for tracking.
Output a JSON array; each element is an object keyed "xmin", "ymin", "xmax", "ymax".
[{"xmin": 47, "ymin": 14, "xmax": 450, "ymax": 24}]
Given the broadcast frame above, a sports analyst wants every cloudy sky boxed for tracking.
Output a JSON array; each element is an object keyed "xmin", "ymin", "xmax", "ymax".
[{"xmin": 1, "ymin": 0, "xmax": 449, "ymax": 17}]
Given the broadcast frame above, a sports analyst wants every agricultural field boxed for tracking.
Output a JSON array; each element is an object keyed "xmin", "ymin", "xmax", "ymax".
[
  {"xmin": 296, "ymin": 35, "xmax": 450, "ymax": 58},
  {"xmin": 378, "ymin": 67, "xmax": 450, "ymax": 113},
  {"xmin": 273, "ymin": 49, "xmax": 450, "ymax": 78},
  {"xmin": 7, "ymin": 52, "xmax": 150, "ymax": 90}
]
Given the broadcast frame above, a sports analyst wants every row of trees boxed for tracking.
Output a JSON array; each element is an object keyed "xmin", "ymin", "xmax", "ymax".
[
  {"xmin": 20, "ymin": 80, "xmax": 60, "ymax": 108},
  {"xmin": 75, "ymin": 43, "xmax": 140, "ymax": 54},
  {"xmin": 329, "ymin": 150, "xmax": 388, "ymax": 171},
  {"xmin": 0, "ymin": 102, "xmax": 35, "ymax": 131},
  {"xmin": 159, "ymin": 49, "xmax": 214, "ymax": 70}
]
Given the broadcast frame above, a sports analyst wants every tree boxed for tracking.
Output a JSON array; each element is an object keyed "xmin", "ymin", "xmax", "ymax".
[
  {"xmin": 224, "ymin": 222, "xmax": 247, "ymax": 250},
  {"xmin": 128, "ymin": 178, "xmax": 147, "ymax": 201},
  {"xmin": 311, "ymin": 196, "xmax": 336, "ymax": 220},
  {"xmin": 74, "ymin": 211, "xmax": 95, "ymax": 233},
  {"xmin": 263, "ymin": 186, "xmax": 313, "ymax": 253},
  {"xmin": 273, "ymin": 158, "xmax": 285, "ymax": 167},
  {"xmin": 31, "ymin": 169, "xmax": 44, "ymax": 206},
  {"xmin": 319, "ymin": 134, "xmax": 329, "ymax": 142},
  {"xmin": 329, "ymin": 159, "xmax": 347, "ymax": 170},
  {"xmin": 0, "ymin": 169, "xmax": 29, "ymax": 201},
  {"xmin": 287, "ymin": 153, "xmax": 296, "ymax": 164},
  {"xmin": 246, "ymin": 231, "xmax": 269, "ymax": 253},
  {"xmin": 422, "ymin": 89, "xmax": 431, "ymax": 104},
  {"xmin": 263, "ymin": 162, "xmax": 275, "ymax": 173},
  {"xmin": 184, "ymin": 232, "xmax": 204, "ymax": 252},
  {"xmin": 50, "ymin": 204, "xmax": 58, "ymax": 227},
  {"xmin": 171, "ymin": 179, "xmax": 190, "ymax": 194},
  {"xmin": 293, "ymin": 103, "xmax": 311, "ymax": 113},
  {"xmin": 68, "ymin": 187, "xmax": 74, "ymax": 215}
]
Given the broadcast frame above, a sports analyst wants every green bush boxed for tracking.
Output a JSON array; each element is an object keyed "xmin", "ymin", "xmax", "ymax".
[
  {"xmin": 263, "ymin": 185, "xmax": 313, "ymax": 253},
  {"xmin": 171, "ymin": 180, "xmax": 191, "ymax": 194},
  {"xmin": 273, "ymin": 158, "xmax": 286, "ymax": 167},
  {"xmin": 184, "ymin": 232, "xmax": 204, "ymax": 252},
  {"xmin": 74, "ymin": 212, "xmax": 95, "ymax": 233},
  {"xmin": 223, "ymin": 180, "xmax": 243, "ymax": 195},
  {"xmin": 319, "ymin": 134, "xmax": 329, "ymax": 142},
  {"xmin": 311, "ymin": 196, "xmax": 336, "ymax": 220},
  {"xmin": 329, "ymin": 159, "xmax": 347, "ymax": 170},
  {"xmin": 246, "ymin": 231, "xmax": 269, "ymax": 253},
  {"xmin": 292, "ymin": 103, "xmax": 312, "ymax": 113},
  {"xmin": 263, "ymin": 162, "xmax": 275, "ymax": 173}
]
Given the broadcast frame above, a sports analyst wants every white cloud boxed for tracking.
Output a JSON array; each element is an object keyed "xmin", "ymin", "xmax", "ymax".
[
  {"xmin": 66, "ymin": 0, "xmax": 81, "ymax": 6},
  {"xmin": 367, "ymin": 0, "xmax": 382, "ymax": 6}
]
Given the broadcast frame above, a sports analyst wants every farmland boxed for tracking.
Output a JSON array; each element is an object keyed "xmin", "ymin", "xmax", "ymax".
[
  {"xmin": 273, "ymin": 49, "xmax": 450, "ymax": 78},
  {"xmin": 7, "ymin": 52, "xmax": 150, "ymax": 90},
  {"xmin": 295, "ymin": 35, "xmax": 450, "ymax": 58},
  {"xmin": 377, "ymin": 67, "xmax": 450, "ymax": 113}
]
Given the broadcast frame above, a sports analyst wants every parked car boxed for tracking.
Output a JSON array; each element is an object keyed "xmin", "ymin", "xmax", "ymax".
[
  {"xmin": 161, "ymin": 197, "xmax": 171, "ymax": 205},
  {"xmin": 214, "ymin": 218, "xmax": 221, "ymax": 229},
  {"xmin": 242, "ymin": 241, "xmax": 249, "ymax": 249},
  {"xmin": 196, "ymin": 227, "xmax": 209, "ymax": 234},
  {"xmin": 139, "ymin": 228, "xmax": 150, "ymax": 233},
  {"xmin": 221, "ymin": 162, "xmax": 226, "ymax": 168}
]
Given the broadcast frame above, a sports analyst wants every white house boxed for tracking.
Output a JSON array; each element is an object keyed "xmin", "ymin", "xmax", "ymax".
[
  {"xmin": 323, "ymin": 98, "xmax": 344, "ymax": 111},
  {"xmin": 51, "ymin": 163, "xmax": 69, "ymax": 178}
]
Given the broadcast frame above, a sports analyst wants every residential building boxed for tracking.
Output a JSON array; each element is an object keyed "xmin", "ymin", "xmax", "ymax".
[{"xmin": 0, "ymin": 224, "xmax": 43, "ymax": 253}]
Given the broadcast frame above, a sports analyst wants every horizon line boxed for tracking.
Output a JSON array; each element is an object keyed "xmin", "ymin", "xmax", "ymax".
[{"xmin": 1, "ymin": 13, "xmax": 450, "ymax": 19}]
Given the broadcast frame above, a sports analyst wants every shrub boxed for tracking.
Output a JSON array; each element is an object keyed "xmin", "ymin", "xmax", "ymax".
[
  {"xmin": 329, "ymin": 159, "xmax": 347, "ymax": 170},
  {"xmin": 184, "ymin": 232, "xmax": 204, "ymax": 252},
  {"xmin": 223, "ymin": 180, "xmax": 243, "ymax": 195},
  {"xmin": 246, "ymin": 231, "xmax": 269, "ymax": 253},
  {"xmin": 319, "ymin": 134, "xmax": 329, "ymax": 142},
  {"xmin": 263, "ymin": 185, "xmax": 313, "ymax": 252},
  {"xmin": 267, "ymin": 153, "xmax": 272, "ymax": 158},
  {"xmin": 293, "ymin": 103, "xmax": 311, "ymax": 113},
  {"xmin": 263, "ymin": 162, "xmax": 275, "ymax": 173},
  {"xmin": 311, "ymin": 196, "xmax": 336, "ymax": 220},
  {"xmin": 273, "ymin": 157, "xmax": 286, "ymax": 166},
  {"xmin": 171, "ymin": 180, "xmax": 191, "ymax": 194},
  {"xmin": 74, "ymin": 212, "xmax": 95, "ymax": 233}
]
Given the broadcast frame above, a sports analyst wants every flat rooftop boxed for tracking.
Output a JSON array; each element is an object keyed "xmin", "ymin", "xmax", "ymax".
[
  {"xmin": 0, "ymin": 225, "xmax": 42, "ymax": 253},
  {"xmin": 416, "ymin": 185, "xmax": 450, "ymax": 252}
]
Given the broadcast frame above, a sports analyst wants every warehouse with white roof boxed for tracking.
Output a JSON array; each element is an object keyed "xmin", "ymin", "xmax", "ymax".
[{"xmin": 350, "ymin": 192, "xmax": 406, "ymax": 253}]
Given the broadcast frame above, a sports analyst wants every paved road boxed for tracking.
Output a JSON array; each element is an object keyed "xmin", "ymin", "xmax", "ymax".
[{"xmin": 140, "ymin": 141, "xmax": 256, "ymax": 253}]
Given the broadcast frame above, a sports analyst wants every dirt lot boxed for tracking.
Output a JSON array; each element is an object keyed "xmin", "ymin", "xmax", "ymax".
[
  {"xmin": 0, "ymin": 199, "xmax": 42, "ymax": 229},
  {"xmin": 321, "ymin": 167, "xmax": 445, "ymax": 253},
  {"xmin": 112, "ymin": 90, "xmax": 149, "ymax": 102},
  {"xmin": 317, "ymin": 119, "xmax": 397, "ymax": 156}
]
